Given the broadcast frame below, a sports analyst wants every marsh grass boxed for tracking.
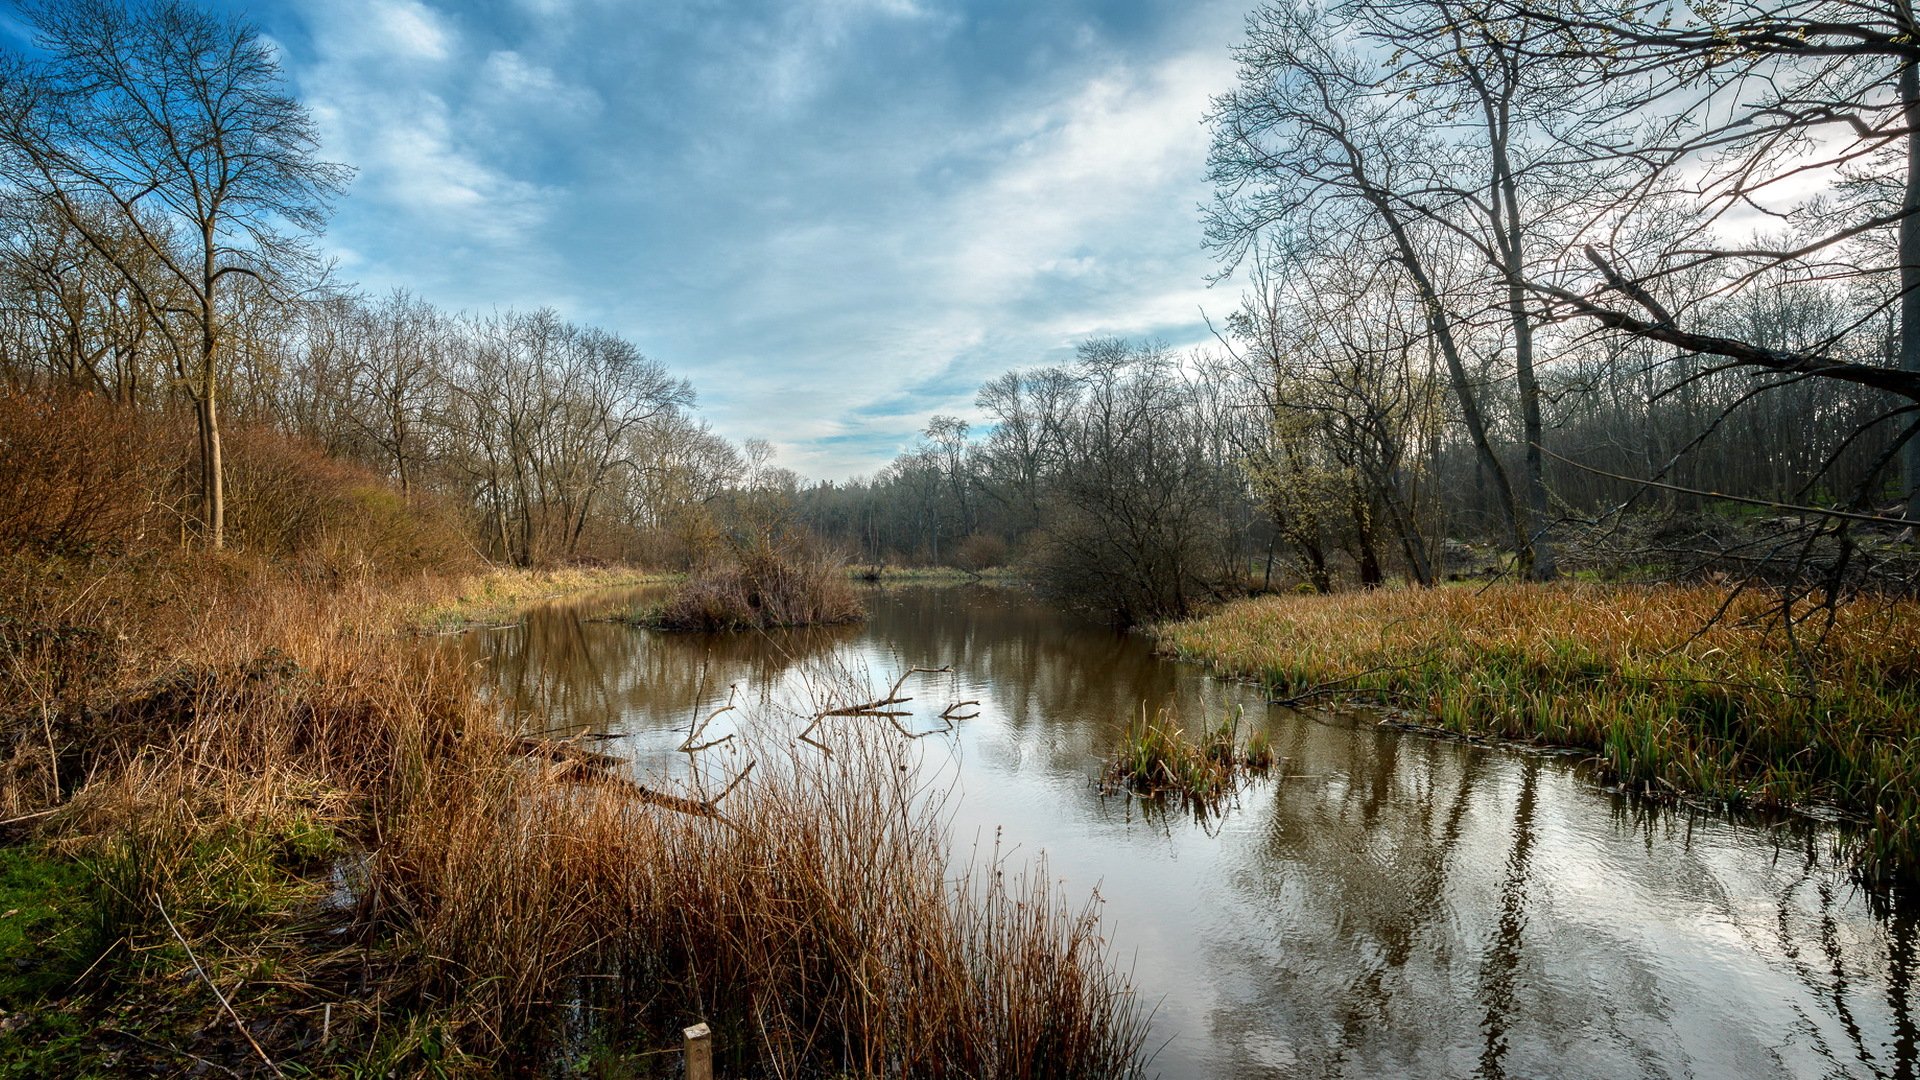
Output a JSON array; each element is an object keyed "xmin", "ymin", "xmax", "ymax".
[
  {"xmin": 1105, "ymin": 703, "xmax": 1273, "ymax": 811},
  {"xmin": 1157, "ymin": 583, "xmax": 1920, "ymax": 881},
  {"xmin": 1, "ymin": 560, "xmax": 1145, "ymax": 1076},
  {"xmin": 412, "ymin": 564, "xmax": 674, "ymax": 632}
]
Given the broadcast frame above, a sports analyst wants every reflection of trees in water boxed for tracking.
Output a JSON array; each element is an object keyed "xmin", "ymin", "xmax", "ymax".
[
  {"xmin": 447, "ymin": 584, "xmax": 1918, "ymax": 1080},
  {"xmin": 866, "ymin": 586, "xmax": 1255, "ymax": 775},
  {"xmin": 1219, "ymin": 729, "xmax": 1917, "ymax": 1079},
  {"xmin": 1610, "ymin": 801, "xmax": 1917, "ymax": 1079},
  {"xmin": 460, "ymin": 595, "xmax": 854, "ymax": 737},
  {"xmin": 1475, "ymin": 759, "xmax": 1536, "ymax": 1080}
]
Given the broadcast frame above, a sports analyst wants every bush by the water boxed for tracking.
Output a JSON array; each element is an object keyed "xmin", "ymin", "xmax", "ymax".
[{"xmin": 655, "ymin": 541, "xmax": 865, "ymax": 630}]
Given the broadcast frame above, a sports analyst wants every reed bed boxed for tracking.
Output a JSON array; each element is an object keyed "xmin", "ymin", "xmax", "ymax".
[
  {"xmin": 1156, "ymin": 583, "xmax": 1920, "ymax": 881},
  {"xmin": 387, "ymin": 733, "xmax": 1147, "ymax": 1077},
  {"xmin": 4, "ymin": 561, "xmax": 1145, "ymax": 1075},
  {"xmin": 1105, "ymin": 704, "xmax": 1273, "ymax": 809}
]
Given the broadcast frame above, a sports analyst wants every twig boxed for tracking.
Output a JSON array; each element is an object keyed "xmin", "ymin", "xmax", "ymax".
[
  {"xmin": 156, "ymin": 900, "xmax": 283, "ymax": 1077},
  {"xmin": 1538, "ymin": 444, "xmax": 1920, "ymax": 529},
  {"xmin": 680, "ymin": 687, "xmax": 739, "ymax": 752},
  {"xmin": 0, "ymin": 806, "xmax": 64, "ymax": 828}
]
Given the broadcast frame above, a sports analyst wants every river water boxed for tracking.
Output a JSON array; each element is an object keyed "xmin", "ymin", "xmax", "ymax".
[{"xmin": 459, "ymin": 583, "xmax": 1917, "ymax": 1079}]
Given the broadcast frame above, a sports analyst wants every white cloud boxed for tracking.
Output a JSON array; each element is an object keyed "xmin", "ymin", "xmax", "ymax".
[
  {"xmin": 295, "ymin": 2, "xmax": 557, "ymax": 251},
  {"xmin": 478, "ymin": 51, "xmax": 603, "ymax": 118},
  {"xmin": 306, "ymin": 0, "xmax": 454, "ymax": 62},
  {"xmin": 673, "ymin": 47, "xmax": 1237, "ymax": 476},
  {"xmin": 936, "ymin": 50, "xmax": 1228, "ymax": 304}
]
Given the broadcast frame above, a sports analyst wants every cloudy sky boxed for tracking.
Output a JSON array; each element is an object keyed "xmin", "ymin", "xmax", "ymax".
[{"xmin": 33, "ymin": 0, "xmax": 1258, "ymax": 478}]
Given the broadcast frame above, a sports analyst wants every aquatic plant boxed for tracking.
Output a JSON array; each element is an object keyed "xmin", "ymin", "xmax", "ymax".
[{"xmin": 1105, "ymin": 702, "xmax": 1273, "ymax": 809}]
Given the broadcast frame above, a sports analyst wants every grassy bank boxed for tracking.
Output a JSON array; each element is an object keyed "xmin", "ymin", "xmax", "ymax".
[
  {"xmin": 1155, "ymin": 584, "xmax": 1920, "ymax": 882},
  {"xmin": 411, "ymin": 564, "xmax": 676, "ymax": 632}
]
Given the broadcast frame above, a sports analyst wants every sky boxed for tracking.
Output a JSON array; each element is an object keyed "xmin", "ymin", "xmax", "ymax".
[{"xmin": 8, "ymin": 0, "xmax": 1257, "ymax": 478}]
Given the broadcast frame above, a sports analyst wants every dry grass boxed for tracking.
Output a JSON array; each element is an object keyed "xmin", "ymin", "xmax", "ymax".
[
  {"xmin": 1104, "ymin": 703, "xmax": 1273, "ymax": 811},
  {"xmin": 1157, "ymin": 583, "xmax": 1920, "ymax": 881},
  {"xmin": 410, "ymin": 564, "xmax": 674, "ymax": 631},
  {"xmin": 656, "ymin": 541, "xmax": 865, "ymax": 631},
  {"xmin": 3, "ymin": 551, "xmax": 1144, "ymax": 1075},
  {"xmin": 386, "ymin": 731, "xmax": 1147, "ymax": 1076}
]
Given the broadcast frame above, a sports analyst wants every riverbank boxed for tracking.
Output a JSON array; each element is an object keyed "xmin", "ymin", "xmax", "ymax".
[
  {"xmin": 1155, "ymin": 583, "xmax": 1920, "ymax": 883},
  {"xmin": 410, "ymin": 564, "xmax": 677, "ymax": 631},
  {"xmin": 0, "ymin": 558, "xmax": 1143, "ymax": 1076}
]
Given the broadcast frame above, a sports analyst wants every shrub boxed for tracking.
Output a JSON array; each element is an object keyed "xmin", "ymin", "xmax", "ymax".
[
  {"xmin": 222, "ymin": 427, "xmax": 474, "ymax": 577},
  {"xmin": 655, "ymin": 537, "xmax": 864, "ymax": 631},
  {"xmin": 953, "ymin": 531, "xmax": 1009, "ymax": 573},
  {"xmin": 0, "ymin": 390, "xmax": 176, "ymax": 557}
]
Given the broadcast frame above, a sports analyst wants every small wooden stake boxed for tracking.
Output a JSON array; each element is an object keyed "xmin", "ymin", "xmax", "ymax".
[{"xmin": 683, "ymin": 1022, "xmax": 713, "ymax": 1080}]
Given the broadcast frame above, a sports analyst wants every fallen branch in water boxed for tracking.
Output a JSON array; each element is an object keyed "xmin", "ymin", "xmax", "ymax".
[
  {"xmin": 515, "ymin": 732, "xmax": 753, "ymax": 821},
  {"xmin": 799, "ymin": 666, "xmax": 974, "ymax": 751},
  {"xmin": 680, "ymin": 687, "xmax": 739, "ymax": 753}
]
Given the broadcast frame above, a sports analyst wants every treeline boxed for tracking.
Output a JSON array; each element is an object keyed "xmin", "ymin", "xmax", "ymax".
[
  {"xmin": 799, "ymin": 0, "xmax": 1920, "ymax": 617},
  {"xmin": 0, "ymin": 1, "xmax": 766, "ymax": 568},
  {"xmin": 796, "ymin": 290, "xmax": 1903, "ymax": 622},
  {"xmin": 1198, "ymin": 0, "xmax": 1919, "ymax": 587}
]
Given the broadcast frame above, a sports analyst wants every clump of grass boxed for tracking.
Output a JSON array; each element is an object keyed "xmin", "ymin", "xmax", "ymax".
[
  {"xmin": 410, "ymin": 564, "xmax": 673, "ymax": 632},
  {"xmin": 1105, "ymin": 703, "xmax": 1273, "ymax": 809},
  {"xmin": 1156, "ymin": 583, "xmax": 1920, "ymax": 883},
  {"xmin": 654, "ymin": 539, "xmax": 864, "ymax": 631},
  {"xmin": 376, "ymin": 727, "xmax": 1148, "ymax": 1077}
]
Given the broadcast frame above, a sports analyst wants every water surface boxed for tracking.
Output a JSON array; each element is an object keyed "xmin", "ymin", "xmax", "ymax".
[{"xmin": 460, "ymin": 584, "xmax": 1917, "ymax": 1080}]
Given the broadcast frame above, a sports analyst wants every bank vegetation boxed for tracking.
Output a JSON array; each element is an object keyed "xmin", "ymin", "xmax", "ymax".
[{"xmin": 1158, "ymin": 585, "xmax": 1920, "ymax": 882}]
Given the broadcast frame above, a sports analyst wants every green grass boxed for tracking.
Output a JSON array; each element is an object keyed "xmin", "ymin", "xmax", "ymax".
[
  {"xmin": 1106, "ymin": 704, "xmax": 1273, "ymax": 809},
  {"xmin": 0, "ymin": 846, "xmax": 94, "ymax": 1005}
]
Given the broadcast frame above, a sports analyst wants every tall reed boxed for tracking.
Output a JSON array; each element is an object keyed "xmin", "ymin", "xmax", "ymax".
[
  {"xmin": 377, "ymin": 727, "xmax": 1147, "ymax": 1076},
  {"xmin": 17, "ymin": 564, "xmax": 1144, "ymax": 1075}
]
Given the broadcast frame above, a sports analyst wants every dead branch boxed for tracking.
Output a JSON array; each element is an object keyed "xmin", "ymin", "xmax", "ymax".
[
  {"xmin": 680, "ymin": 686, "xmax": 739, "ymax": 753},
  {"xmin": 941, "ymin": 700, "xmax": 980, "ymax": 721},
  {"xmin": 517, "ymin": 733, "xmax": 751, "ymax": 821},
  {"xmin": 798, "ymin": 665, "xmax": 962, "ymax": 752}
]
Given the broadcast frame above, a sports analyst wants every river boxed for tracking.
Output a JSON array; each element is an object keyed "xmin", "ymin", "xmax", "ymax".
[{"xmin": 457, "ymin": 583, "xmax": 1917, "ymax": 1080}]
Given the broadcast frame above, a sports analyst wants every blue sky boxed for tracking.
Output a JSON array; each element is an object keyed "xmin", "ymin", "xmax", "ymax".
[{"xmin": 36, "ymin": 0, "xmax": 1257, "ymax": 478}]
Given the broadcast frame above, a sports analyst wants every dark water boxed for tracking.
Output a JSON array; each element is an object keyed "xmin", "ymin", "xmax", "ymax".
[{"xmin": 459, "ymin": 584, "xmax": 1918, "ymax": 1079}]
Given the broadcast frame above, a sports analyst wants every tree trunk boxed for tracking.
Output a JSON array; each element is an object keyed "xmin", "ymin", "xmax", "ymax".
[{"xmin": 1902, "ymin": 56, "xmax": 1920, "ymax": 522}]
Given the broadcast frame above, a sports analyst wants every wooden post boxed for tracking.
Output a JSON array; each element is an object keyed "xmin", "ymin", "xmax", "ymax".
[{"xmin": 683, "ymin": 1022, "xmax": 713, "ymax": 1080}]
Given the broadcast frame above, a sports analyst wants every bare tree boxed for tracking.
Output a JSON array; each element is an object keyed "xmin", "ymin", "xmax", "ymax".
[
  {"xmin": 0, "ymin": 0, "xmax": 350, "ymax": 548},
  {"xmin": 1205, "ymin": 5, "xmax": 1542, "ymax": 575}
]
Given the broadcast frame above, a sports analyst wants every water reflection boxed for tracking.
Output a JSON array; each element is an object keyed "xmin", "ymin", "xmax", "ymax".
[{"xmin": 456, "ymin": 584, "xmax": 1916, "ymax": 1080}]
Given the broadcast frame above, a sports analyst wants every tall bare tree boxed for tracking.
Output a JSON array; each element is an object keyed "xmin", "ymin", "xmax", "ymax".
[{"xmin": 0, "ymin": 0, "xmax": 350, "ymax": 548}]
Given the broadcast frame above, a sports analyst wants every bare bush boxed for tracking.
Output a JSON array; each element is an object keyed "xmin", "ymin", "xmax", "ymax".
[{"xmin": 655, "ymin": 537, "xmax": 864, "ymax": 631}]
